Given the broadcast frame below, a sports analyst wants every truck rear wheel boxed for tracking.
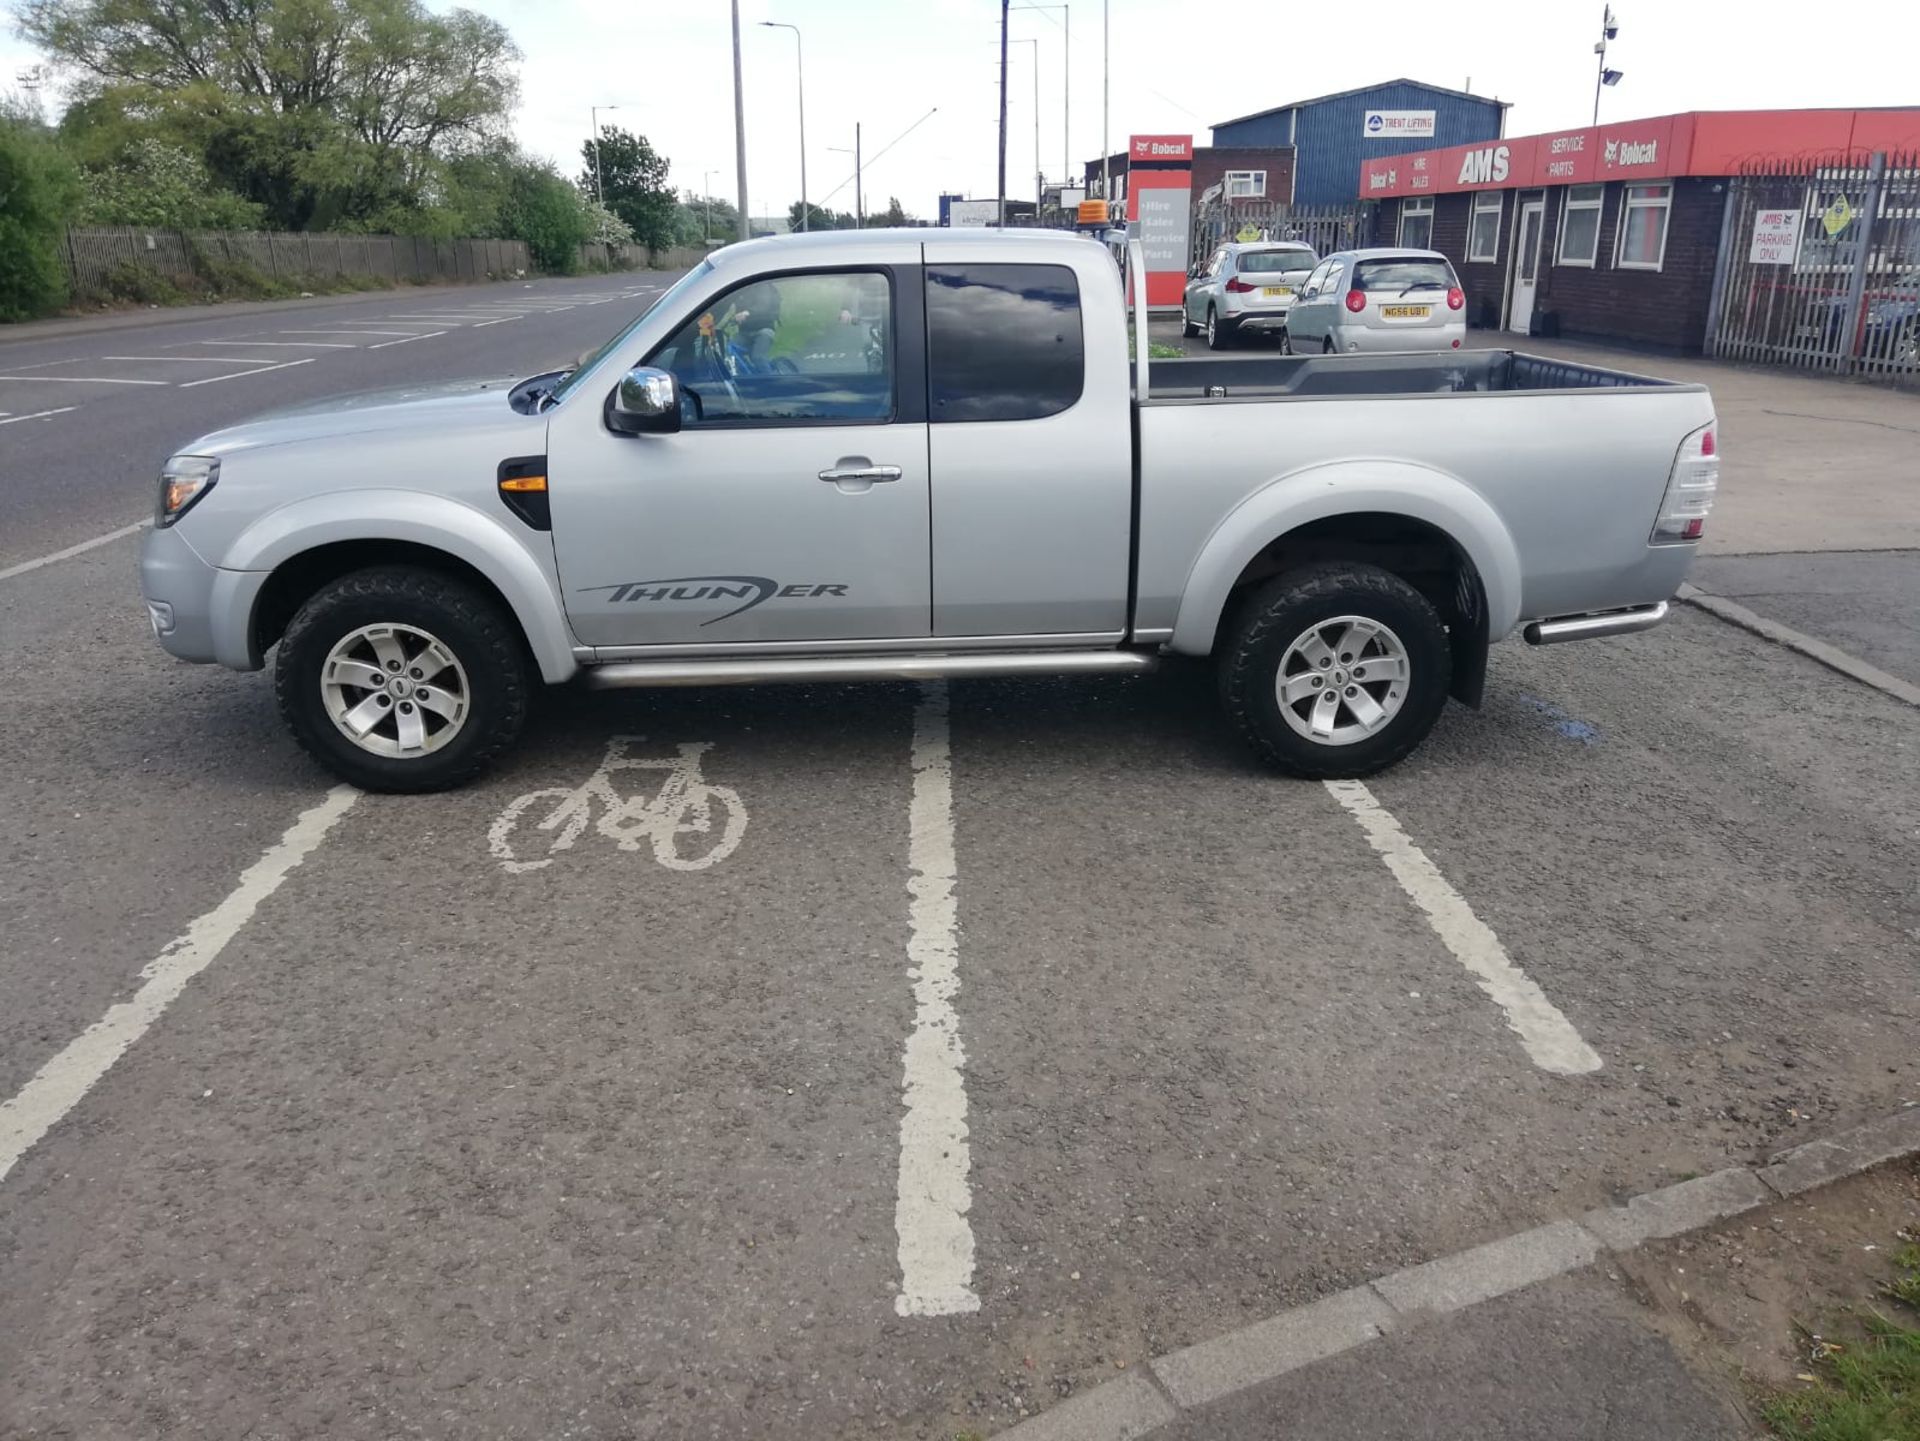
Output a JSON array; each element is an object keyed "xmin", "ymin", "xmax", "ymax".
[
  {"xmin": 1218, "ymin": 563, "xmax": 1450, "ymax": 779},
  {"xmin": 275, "ymin": 566, "xmax": 530, "ymax": 793}
]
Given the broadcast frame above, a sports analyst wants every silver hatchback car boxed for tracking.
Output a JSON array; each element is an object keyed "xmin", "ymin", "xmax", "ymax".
[
  {"xmin": 1283, "ymin": 249, "xmax": 1467, "ymax": 355},
  {"xmin": 1181, "ymin": 241, "xmax": 1319, "ymax": 349}
]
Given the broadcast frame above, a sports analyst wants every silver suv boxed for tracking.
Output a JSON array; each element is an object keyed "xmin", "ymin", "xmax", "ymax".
[
  {"xmin": 1182, "ymin": 241, "xmax": 1319, "ymax": 349},
  {"xmin": 1283, "ymin": 249, "xmax": 1467, "ymax": 355}
]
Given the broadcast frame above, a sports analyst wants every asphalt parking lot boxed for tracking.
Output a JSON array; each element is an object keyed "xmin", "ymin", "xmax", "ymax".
[{"xmin": 3, "ymin": 281, "xmax": 1918, "ymax": 1439}]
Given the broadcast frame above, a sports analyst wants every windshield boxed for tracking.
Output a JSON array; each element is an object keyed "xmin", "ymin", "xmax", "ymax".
[
  {"xmin": 1353, "ymin": 258, "xmax": 1456, "ymax": 292},
  {"xmin": 1239, "ymin": 248, "xmax": 1317, "ymax": 274},
  {"xmin": 547, "ymin": 259, "xmax": 716, "ymax": 403}
]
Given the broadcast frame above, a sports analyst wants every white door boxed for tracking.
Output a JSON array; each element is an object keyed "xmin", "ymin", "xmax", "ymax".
[{"xmin": 1509, "ymin": 201, "xmax": 1545, "ymax": 334}]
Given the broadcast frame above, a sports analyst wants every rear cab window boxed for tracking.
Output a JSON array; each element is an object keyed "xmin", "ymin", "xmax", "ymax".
[
  {"xmin": 925, "ymin": 264, "xmax": 1084, "ymax": 423},
  {"xmin": 1353, "ymin": 258, "xmax": 1458, "ymax": 294}
]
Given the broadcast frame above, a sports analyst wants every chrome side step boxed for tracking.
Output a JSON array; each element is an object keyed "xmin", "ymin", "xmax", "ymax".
[
  {"xmin": 1523, "ymin": 601, "xmax": 1669, "ymax": 645},
  {"xmin": 584, "ymin": 648, "xmax": 1160, "ymax": 689}
]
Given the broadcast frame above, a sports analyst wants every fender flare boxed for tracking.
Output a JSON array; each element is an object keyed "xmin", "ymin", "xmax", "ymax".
[
  {"xmin": 1166, "ymin": 459, "xmax": 1524, "ymax": 656},
  {"xmin": 210, "ymin": 490, "xmax": 580, "ymax": 682}
]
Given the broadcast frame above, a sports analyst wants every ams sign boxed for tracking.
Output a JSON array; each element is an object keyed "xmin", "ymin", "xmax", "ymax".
[{"xmin": 1456, "ymin": 146, "xmax": 1510, "ymax": 185}]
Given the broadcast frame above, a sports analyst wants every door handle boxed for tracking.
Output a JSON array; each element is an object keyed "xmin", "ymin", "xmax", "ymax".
[{"xmin": 818, "ymin": 464, "xmax": 902, "ymax": 483}]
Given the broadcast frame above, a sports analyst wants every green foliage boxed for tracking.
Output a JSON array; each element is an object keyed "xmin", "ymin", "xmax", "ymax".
[
  {"xmin": 677, "ymin": 190, "xmax": 737, "ymax": 246},
  {"xmin": 0, "ymin": 117, "xmax": 81, "ymax": 319},
  {"xmin": 582, "ymin": 198, "xmax": 635, "ymax": 246},
  {"xmin": 880, "ymin": 195, "xmax": 916, "ymax": 226},
  {"xmin": 78, "ymin": 138, "xmax": 265, "ymax": 229},
  {"xmin": 1762, "ymin": 1246, "xmax": 1920, "ymax": 1441},
  {"xmin": 582, "ymin": 126, "xmax": 676, "ymax": 249},
  {"xmin": 21, "ymin": 0, "xmax": 519, "ymax": 230},
  {"xmin": 502, "ymin": 159, "xmax": 590, "ymax": 274}
]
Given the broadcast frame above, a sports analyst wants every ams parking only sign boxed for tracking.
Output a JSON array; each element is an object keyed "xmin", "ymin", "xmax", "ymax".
[{"xmin": 1748, "ymin": 208, "xmax": 1802, "ymax": 265}]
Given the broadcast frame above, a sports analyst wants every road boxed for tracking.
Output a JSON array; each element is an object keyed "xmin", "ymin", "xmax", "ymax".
[{"xmin": 2, "ymin": 283, "xmax": 1917, "ymax": 1440}]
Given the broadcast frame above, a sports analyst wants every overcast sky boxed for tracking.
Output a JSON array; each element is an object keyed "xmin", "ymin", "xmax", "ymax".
[{"xmin": 6, "ymin": 0, "xmax": 1916, "ymax": 223}]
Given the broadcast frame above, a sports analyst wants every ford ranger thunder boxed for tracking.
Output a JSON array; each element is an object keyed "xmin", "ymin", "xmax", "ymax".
[{"xmin": 140, "ymin": 229, "xmax": 1719, "ymax": 791}]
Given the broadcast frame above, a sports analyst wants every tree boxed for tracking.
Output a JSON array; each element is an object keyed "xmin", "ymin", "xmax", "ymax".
[
  {"xmin": 19, "ymin": 0, "xmax": 520, "ymax": 228},
  {"xmin": 880, "ymin": 196, "xmax": 916, "ymax": 227},
  {"xmin": 788, "ymin": 200, "xmax": 844, "ymax": 233},
  {"xmin": 78, "ymin": 137, "xmax": 264, "ymax": 229},
  {"xmin": 580, "ymin": 126, "xmax": 675, "ymax": 250},
  {"xmin": 0, "ymin": 116, "xmax": 80, "ymax": 319},
  {"xmin": 500, "ymin": 157, "xmax": 589, "ymax": 273}
]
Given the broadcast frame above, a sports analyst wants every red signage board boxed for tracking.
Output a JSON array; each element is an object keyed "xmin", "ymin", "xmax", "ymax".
[
  {"xmin": 1130, "ymin": 134, "xmax": 1193, "ymax": 163},
  {"xmin": 1126, "ymin": 137, "xmax": 1193, "ymax": 307},
  {"xmin": 1357, "ymin": 107, "xmax": 1920, "ymax": 198}
]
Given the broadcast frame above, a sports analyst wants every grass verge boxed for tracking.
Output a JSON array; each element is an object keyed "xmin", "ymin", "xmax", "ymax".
[{"xmin": 1761, "ymin": 1243, "xmax": 1920, "ymax": 1440}]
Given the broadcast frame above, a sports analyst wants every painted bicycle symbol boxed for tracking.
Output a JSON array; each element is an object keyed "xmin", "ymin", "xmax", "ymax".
[{"xmin": 487, "ymin": 736, "xmax": 747, "ymax": 873}]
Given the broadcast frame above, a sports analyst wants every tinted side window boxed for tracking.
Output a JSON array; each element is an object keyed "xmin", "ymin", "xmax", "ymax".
[
  {"xmin": 926, "ymin": 264, "xmax": 1084, "ymax": 423},
  {"xmin": 648, "ymin": 270, "xmax": 893, "ymax": 426}
]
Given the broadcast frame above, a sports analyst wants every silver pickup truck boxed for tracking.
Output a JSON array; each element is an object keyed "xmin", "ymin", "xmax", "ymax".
[{"xmin": 140, "ymin": 229, "xmax": 1719, "ymax": 792}]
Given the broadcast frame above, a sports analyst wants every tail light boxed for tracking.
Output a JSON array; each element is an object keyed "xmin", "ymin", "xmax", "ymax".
[
  {"xmin": 1446, "ymin": 287, "xmax": 1465, "ymax": 310},
  {"xmin": 1652, "ymin": 423, "xmax": 1719, "ymax": 544},
  {"xmin": 1225, "ymin": 276, "xmax": 1257, "ymax": 293},
  {"xmin": 1344, "ymin": 289, "xmax": 1367, "ymax": 313}
]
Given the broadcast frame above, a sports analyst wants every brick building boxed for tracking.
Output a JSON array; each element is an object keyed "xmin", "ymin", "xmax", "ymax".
[
  {"xmin": 1085, "ymin": 144, "xmax": 1296, "ymax": 212},
  {"xmin": 1360, "ymin": 107, "xmax": 1920, "ymax": 352}
]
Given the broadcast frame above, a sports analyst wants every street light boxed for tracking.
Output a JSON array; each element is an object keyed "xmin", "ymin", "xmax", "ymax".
[
  {"xmin": 760, "ymin": 21, "xmax": 808, "ymax": 232},
  {"xmin": 1012, "ymin": 38, "xmax": 1041, "ymax": 209},
  {"xmin": 703, "ymin": 169, "xmax": 717, "ymax": 242},
  {"xmin": 589, "ymin": 103, "xmax": 619, "ymax": 209},
  {"xmin": 1591, "ymin": 5, "xmax": 1622, "ymax": 125},
  {"xmin": 1012, "ymin": 4, "xmax": 1069, "ymax": 200},
  {"xmin": 828, "ymin": 128, "xmax": 863, "ymax": 226}
]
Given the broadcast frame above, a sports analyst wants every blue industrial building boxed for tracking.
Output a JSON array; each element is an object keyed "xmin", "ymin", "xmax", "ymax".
[{"xmin": 1212, "ymin": 79, "xmax": 1509, "ymax": 205}]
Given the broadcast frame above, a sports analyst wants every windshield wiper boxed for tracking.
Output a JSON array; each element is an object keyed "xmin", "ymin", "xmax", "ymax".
[{"xmin": 1397, "ymin": 281, "xmax": 1447, "ymax": 297}]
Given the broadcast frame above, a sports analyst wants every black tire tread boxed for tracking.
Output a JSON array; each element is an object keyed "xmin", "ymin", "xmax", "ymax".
[
  {"xmin": 274, "ymin": 566, "xmax": 530, "ymax": 793},
  {"xmin": 1219, "ymin": 562, "xmax": 1449, "ymax": 780}
]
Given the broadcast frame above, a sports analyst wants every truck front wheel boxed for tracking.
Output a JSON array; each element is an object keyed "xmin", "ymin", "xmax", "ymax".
[
  {"xmin": 1219, "ymin": 563, "xmax": 1450, "ymax": 779},
  {"xmin": 274, "ymin": 566, "xmax": 531, "ymax": 793}
]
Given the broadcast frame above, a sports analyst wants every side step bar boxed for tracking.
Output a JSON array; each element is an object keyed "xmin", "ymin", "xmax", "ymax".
[
  {"xmin": 585, "ymin": 649, "xmax": 1160, "ymax": 689},
  {"xmin": 1523, "ymin": 601, "xmax": 1669, "ymax": 646}
]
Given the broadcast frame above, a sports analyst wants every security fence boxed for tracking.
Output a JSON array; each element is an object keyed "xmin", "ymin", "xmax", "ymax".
[
  {"xmin": 1706, "ymin": 152, "xmax": 1919, "ymax": 388},
  {"xmin": 60, "ymin": 227, "xmax": 534, "ymax": 299},
  {"xmin": 1189, "ymin": 201, "xmax": 1375, "ymax": 269}
]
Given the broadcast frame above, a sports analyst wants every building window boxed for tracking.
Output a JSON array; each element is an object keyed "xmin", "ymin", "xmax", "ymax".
[
  {"xmin": 1398, "ymin": 197, "xmax": 1435, "ymax": 249},
  {"xmin": 1556, "ymin": 184, "xmax": 1605, "ymax": 267},
  {"xmin": 1468, "ymin": 192, "xmax": 1503, "ymax": 263},
  {"xmin": 1225, "ymin": 170, "xmax": 1266, "ymax": 199},
  {"xmin": 1615, "ymin": 183, "xmax": 1672, "ymax": 270}
]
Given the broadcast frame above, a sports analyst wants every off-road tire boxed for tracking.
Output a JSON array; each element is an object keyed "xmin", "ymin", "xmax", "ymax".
[
  {"xmin": 1219, "ymin": 563, "xmax": 1450, "ymax": 779},
  {"xmin": 275, "ymin": 566, "xmax": 531, "ymax": 793}
]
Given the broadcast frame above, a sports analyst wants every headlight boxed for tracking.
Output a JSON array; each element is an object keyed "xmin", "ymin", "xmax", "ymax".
[{"xmin": 156, "ymin": 455, "xmax": 219, "ymax": 526}]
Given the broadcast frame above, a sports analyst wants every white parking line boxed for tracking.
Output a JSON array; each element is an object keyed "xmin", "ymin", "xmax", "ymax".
[
  {"xmin": 0, "ymin": 787, "xmax": 358, "ymax": 1184},
  {"xmin": 0, "ymin": 519, "xmax": 148, "ymax": 582},
  {"xmin": 894, "ymin": 680, "xmax": 980, "ymax": 1317},
  {"xmin": 179, "ymin": 357, "xmax": 316, "ymax": 387},
  {"xmin": 367, "ymin": 330, "xmax": 447, "ymax": 349},
  {"xmin": 278, "ymin": 328, "xmax": 422, "ymax": 338},
  {"xmin": 470, "ymin": 317, "xmax": 520, "ymax": 328},
  {"xmin": 189, "ymin": 340, "xmax": 358, "ymax": 349},
  {"xmin": 1323, "ymin": 780, "xmax": 1603, "ymax": 1077},
  {"xmin": 0, "ymin": 407, "xmax": 79, "ymax": 428},
  {"xmin": 0, "ymin": 375, "xmax": 168, "ymax": 385},
  {"xmin": 104, "ymin": 355, "xmax": 284, "ymax": 364}
]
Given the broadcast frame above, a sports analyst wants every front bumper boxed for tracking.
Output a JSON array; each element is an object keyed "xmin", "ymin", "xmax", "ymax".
[{"xmin": 139, "ymin": 524, "xmax": 267, "ymax": 670}]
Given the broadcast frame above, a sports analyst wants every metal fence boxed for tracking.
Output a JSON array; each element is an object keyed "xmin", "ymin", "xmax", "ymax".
[
  {"xmin": 61, "ymin": 227, "xmax": 534, "ymax": 298},
  {"xmin": 1189, "ymin": 201, "xmax": 1375, "ymax": 269},
  {"xmin": 1706, "ymin": 152, "xmax": 1919, "ymax": 387}
]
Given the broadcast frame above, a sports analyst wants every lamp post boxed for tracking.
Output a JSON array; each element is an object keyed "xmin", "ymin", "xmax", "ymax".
[
  {"xmin": 1101, "ymin": 0, "xmax": 1110, "ymax": 220},
  {"xmin": 589, "ymin": 103, "xmax": 618, "ymax": 208},
  {"xmin": 703, "ymin": 170, "xmax": 716, "ymax": 242},
  {"xmin": 730, "ymin": 0, "xmax": 749, "ymax": 240},
  {"xmin": 1012, "ymin": 38, "xmax": 1041, "ymax": 210},
  {"xmin": 759, "ymin": 21, "xmax": 808, "ymax": 231},
  {"xmin": 1592, "ymin": 5, "xmax": 1622, "ymax": 126},
  {"xmin": 828, "ymin": 127, "xmax": 864, "ymax": 226},
  {"xmin": 1012, "ymin": 5, "xmax": 1068, "ymax": 201}
]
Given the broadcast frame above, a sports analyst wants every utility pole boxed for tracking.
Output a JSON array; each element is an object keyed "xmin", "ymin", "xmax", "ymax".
[
  {"xmin": 731, "ymin": 0, "xmax": 750, "ymax": 240},
  {"xmin": 856, "ymin": 123, "xmax": 864, "ymax": 226},
  {"xmin": 760, "ymin": 22, "xmax": 807, "ymax": 231},
  {"xmin": 1013, "ymin": 6, "xmax": 1070, "ymax": 206},
  {"xmin": 997, "ymin": 0, "xmax": 1010, "ymax": 227},
  {"xmin": 1592, "ymin": 5, "xmax": 1622, "ymax": 126},
  {"xmin": 703, "ymin": 169, "xmax": 716, "ymax": 242},
  {"xmin": 1101, "ymin": 0, "xmax": 1110, "ymax": 219},
  {"xmin": 589, "ymin": 104, "xmax": 618, "ymax": 208}
]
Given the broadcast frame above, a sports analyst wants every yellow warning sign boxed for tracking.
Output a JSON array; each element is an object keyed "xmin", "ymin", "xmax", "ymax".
[
  {"xmin": 1235, "ymin": 224, "xmax": 1262, "ymax": 243},
  {"xmin": 1822, "ymin": 196, "xmax": 1854, "ymax": 236}
]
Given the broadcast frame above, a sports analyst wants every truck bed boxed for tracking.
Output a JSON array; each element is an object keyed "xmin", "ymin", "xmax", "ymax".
[{"xmin": 1145, "ymin": 349, "xmax": 1679, "ymax": 401}]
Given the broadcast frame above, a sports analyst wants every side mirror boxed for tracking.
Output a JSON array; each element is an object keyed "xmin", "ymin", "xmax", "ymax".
[{"xmin": 606, "ymin": 366, "xmax": 682, "ymax": 435}]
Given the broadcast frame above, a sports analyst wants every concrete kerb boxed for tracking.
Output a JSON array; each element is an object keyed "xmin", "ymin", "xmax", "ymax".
[
  {"xmin": 990, "ymin": 1104, "xmax": 1920, "ymax": 1441},
  {"xmin": 1677, "ymin": 581, "xmax": 1920, "ymax": 709}
]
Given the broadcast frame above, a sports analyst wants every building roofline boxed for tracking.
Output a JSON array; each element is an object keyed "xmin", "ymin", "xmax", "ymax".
[{"xmin": 1213, "ymin": 78, "xmax": 1510, "ymax": 131}]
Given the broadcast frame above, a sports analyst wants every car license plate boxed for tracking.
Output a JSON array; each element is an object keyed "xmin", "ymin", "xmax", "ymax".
[
  {"xmin": 1381, "ymin": 305, "xmax": 1431, "ymax": 318},
  {"xmin": 1262, "ymin": 286, "xmax": 1291, "ymax": 298}
]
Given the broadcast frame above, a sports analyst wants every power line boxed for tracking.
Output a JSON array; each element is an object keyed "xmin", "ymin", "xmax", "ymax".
[{"xmin": 818, "ymin": 107, "xmax": 940, "ymax": 205}]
